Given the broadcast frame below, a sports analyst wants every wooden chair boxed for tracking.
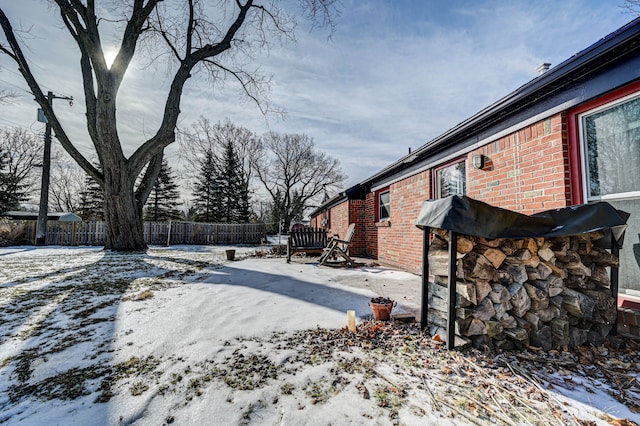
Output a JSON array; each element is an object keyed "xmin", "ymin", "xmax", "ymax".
[
  {"xmin": 287, "ymin": 227, "xmax": 328, "ymax": 263},
  {"xmin": 319, "ymin": 223, "xmax": 356, "ymax": 266}
]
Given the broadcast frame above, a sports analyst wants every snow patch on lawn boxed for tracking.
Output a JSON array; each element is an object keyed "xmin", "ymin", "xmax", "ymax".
[{"xmin": 0, "ymin": 245, "xmax": 637, "ymax": 425}]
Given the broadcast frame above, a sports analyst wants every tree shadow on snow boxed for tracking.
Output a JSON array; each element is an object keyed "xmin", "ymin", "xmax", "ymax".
[
  {"xmin": 200, "ymin": 261, "xmax": 379, "ymax": 317},
  {"xmin": 0, "ymin": 250, "xmax": 188, "ymax": 425}
]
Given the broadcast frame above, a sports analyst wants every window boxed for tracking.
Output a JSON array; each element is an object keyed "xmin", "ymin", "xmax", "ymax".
[
  {"xmin": 378, "ymin": 190, "xmax": 390, "ymax": 221},
  {"xmin": 435, "ymin": 160, "xmax": 466, "ymax": 198},
  {"xmin": 580, "ymin": 94, "xmax": 640, "ymax": 200},
  {"xmin": 572, "ymin": 86, "xmax": 640, "ymax": 298}
]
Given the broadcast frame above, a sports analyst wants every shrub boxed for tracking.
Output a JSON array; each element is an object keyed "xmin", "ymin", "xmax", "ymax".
[{"xmin": 0, "ymin": 219, "xmax": 26, "ymax": 247}]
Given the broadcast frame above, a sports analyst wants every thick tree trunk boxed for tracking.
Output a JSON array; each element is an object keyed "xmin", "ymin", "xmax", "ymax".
[{"xmin": 103, "ymin": 171, "xmax": 146, "ymax": 250}]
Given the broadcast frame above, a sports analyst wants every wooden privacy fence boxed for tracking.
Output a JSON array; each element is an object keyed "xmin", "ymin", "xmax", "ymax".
[{"xmin": 21, "ymin": 221, "xmax": 266, "ymax": 246}]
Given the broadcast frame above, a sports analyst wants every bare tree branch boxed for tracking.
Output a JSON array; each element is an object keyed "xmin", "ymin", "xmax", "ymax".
[
  {"xmin": 621, "ymin": 0, "xmax": 640, "ymax": 15},
  {"xmin": 0, "ymin": 0, "xmax": 340, "ymax": 249},
  {"xmin": 253, "ymin": 131, "xmax": 345, "ymax": 229},
  {"xmin": 0, "ymin": 8, "xmax": 100, "ymax": 183}
]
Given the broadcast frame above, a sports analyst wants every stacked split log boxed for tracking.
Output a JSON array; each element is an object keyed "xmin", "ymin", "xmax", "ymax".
[{"xmin": 428, "ymin": 230, "xmax": 619, "ymax": 350}]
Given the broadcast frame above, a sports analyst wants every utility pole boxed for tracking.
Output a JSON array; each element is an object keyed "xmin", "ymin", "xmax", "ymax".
[{"xmin": 35, "ymin": 91, "xmax": 73, "ymax": 245}]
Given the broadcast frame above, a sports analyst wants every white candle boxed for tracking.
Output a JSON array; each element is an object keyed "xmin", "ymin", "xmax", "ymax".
[{"xmin": 347, "ymin": 310, "xmax": 356, "ymax": 332}]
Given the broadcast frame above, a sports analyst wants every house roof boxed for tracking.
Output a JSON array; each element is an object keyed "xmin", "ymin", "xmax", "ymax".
[{"xmin": 312, "ymin": 15, "xmax": 640, "ymax": 217}]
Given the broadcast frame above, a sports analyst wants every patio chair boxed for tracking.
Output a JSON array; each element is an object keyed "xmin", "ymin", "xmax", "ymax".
[
  {"xmin": 287, "ymin": 226, "xmax": 328, "ymax": 263},
  {"xmin": 319, "ymin": 223, "xmax": 356, "ymax": 266}
]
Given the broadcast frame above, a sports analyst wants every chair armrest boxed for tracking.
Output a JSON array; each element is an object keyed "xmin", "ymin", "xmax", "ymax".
[{"xmin": 331, "ymin": 238, "xmax": 350, "ymax": 245}]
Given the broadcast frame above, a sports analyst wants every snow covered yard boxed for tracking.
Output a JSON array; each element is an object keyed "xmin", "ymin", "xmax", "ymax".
[{"xmin": 0, "ymin": 245, "xmax": 638, "ymax": 425}]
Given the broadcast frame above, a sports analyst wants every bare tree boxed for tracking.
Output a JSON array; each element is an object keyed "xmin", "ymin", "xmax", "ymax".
[
  {"xmin": 621, "ymin": 0, "xmax": 640, "ymax": 14},
  {"xmin": 254, "ymin": 132, "xmax": 346, "ymax": 231},
  {"xmin": 0, "ymin": 127, "xmax": 42, "ymax": 200},
  {"xmin": 0, "ymin": 0, "xmax": 337, "ymax": 250},
  {"xmin": 49, "ymin": 160, "xmax": 87, "ymax": 212},
  {"xmin": 180, "ymin": 117, "xmax": 260, "ymax": 219},
  {"xmin": 180, "ymin": 117, "xmax": 260, "ymax": 185}
]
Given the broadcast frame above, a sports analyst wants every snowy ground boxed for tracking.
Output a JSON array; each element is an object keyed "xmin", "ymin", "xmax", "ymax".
[{"xmin": 0, "ymin": 245, "xmax": 638, "ymax": 425}]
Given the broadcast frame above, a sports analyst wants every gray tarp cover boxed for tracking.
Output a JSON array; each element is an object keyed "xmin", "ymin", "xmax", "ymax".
[{"xmin": 415, "ymin": 195, "xmax": 629, "ymax": 245}]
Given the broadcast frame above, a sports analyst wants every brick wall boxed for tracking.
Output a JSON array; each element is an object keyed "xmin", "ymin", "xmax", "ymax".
[
  {"xmin": 618, "ymin": 297, "xmax": 640, "ymax": 340},
  {"xmin": 348, "ymin": 200, "xmax": 367, "ymax": 256},
  {"xmin": 467, "ymin": 113, "xmax": 571, "ymax": 214},
  {"xmin": 313, "ymin": 114, "xmax": 572, "ymax": 269},
  {"xmin": 327, "ymin": 202, "xmax": 349, "ymax": 241},
  {"xmin": 364, "ymin": 192, "xmax": 378, "ymax": 258},
  {"xmin": 376, "ymin": 170, "xmax": 431, "ymax": 274},
  {"xmin": 618, "ymin": 308, "xmax": 640, "ymax": 339}
]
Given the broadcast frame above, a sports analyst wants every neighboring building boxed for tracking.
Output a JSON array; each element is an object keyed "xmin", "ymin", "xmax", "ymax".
[
  {"xmin": 311, "ymin": 18, "xmax": 640, "ymax": 312},
  {"xmin": 1, "ymin": 211, "xmax": 82, "ymax": 222}
]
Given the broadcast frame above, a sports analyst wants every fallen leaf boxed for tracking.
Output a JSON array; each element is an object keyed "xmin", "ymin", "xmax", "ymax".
[
  {"xmin": 609, "ymin": 419, "xmax": 638, "ymax": 426},
  {"xmin": 441, "ymin": 367, "xmax": 454, "ymax": 375}
]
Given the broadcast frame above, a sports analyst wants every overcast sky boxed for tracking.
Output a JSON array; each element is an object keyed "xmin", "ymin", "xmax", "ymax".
[{"xmin": 0, "ymin": 0, "xmax": 635, "ymax": 192}]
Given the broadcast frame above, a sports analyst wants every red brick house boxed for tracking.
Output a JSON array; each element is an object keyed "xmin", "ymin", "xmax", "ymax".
[{"xmin": 311, "ymin": 17, "xmax": 640, "ymax": 336}]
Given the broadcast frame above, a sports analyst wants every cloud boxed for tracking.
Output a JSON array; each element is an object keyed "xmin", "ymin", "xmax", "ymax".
[{"xmin": 0, "ymin": 0, "xmax": 632, "ymax": 190}]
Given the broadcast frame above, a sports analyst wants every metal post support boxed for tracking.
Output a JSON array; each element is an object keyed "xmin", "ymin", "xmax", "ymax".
[
  {"xmin": 610, "ymin": 237, "xmax": 620, "ymax": 336},
  {"xmin": 447, "ymin": 231, "xmax": 458, "ymax": 350},
  {"xmin": 420, "ymin": 228, "xmax": 430, "ymax": 330}
]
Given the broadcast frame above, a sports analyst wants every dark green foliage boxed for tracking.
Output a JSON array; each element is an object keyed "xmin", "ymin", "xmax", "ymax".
[
  {"xmin": 192, "ymin": 150, "xmax": 223, "ymax": 222},
  {"xmin": 0, "ymin": 147, "xmax": 24, "ymax": 213},
  {"xmin": 219, "ymin": 141, "xmax": 251, "ymax": 222},
  {"xmin": 192, "ymin": 142, "xmax": 251, "ymax": 223},
  {"xmin": 144, "ymin": 160, "xmax": 183, "ymax": 221}
]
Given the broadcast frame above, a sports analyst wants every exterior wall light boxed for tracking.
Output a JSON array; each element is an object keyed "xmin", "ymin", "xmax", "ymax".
[{"xmin": 472, "ymin": 154, "xmax": 487, "ymax": 170}]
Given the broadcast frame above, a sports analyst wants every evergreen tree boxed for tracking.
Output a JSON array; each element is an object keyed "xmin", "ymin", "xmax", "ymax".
[
  {"xmin": 268, "ymin": 188, "xmax": 285, "ymax": 233},
  {"xmin": 219, "ymin": 140, "xmax": 251, "ymax": 222},
  {"xmin": 77, "ymin": 164, "xmax": 104, "ymax": 220},
  {"xmin": 192, "ymin": 150, "xmax": 222, "ymax": 222},
  {"xmin": 144, "ymin": 160, "xmax": 183, "ymax": 221},
  {"xmin": 236, "ymin": 166, "xmax": 252, "ymax": 222},
  {"xmin": 191, "ymin": 141, "xmax": 252, "ymax": 223},
  {"xmin": 0, "ymin": 148, "xmax": 23, "ymax": 213}
]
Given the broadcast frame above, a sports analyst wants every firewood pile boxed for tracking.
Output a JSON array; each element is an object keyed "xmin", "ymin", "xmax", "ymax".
[{"xmin": 428, "ymin": 229, "xmax": 619, "ymax": 351}]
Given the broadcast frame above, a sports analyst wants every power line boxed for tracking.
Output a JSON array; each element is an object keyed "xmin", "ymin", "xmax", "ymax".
[
  {"xmin": 0, "ymin": 118, "xmax": 33, "ymax": 130},
  {"xmin": 0, "ymin": 67, "xmax": 61, "ymax": 96},
  {"xmin": 0, "ymin": 78, "xmax": 32, "ymax": 95}
]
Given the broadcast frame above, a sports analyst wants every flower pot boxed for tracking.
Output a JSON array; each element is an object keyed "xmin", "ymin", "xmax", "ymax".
[
  {"xmin": 225, "ymin": 249, "xmax": 236, "ymax": 261},
  {"xmin": 369, "ymin": 302, "xmax": 394, "ymax": 321}
]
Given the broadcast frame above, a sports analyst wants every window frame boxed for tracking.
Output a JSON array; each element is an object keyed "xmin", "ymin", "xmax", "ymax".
[
  {"xmin": 433, "ymin": 156, "xmax": 467, "ymax": 199},
  {"xmin": 577, "ymin": 91, "xmax": 640, "ymax": 203},
  {"xmin": 377, "ymin": 189, "xmax": 391, "ymax": 221},
  {"xmin": 568, "ymin": 80, "xmax": 640, "ymax": 205}
]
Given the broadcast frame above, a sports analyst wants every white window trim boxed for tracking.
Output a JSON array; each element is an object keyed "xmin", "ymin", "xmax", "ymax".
[
  {"xmin": 435, "ymin": 159, "xmax": 467, "ymax": 199},
  {"xmin": 378, "ymin": 190, "xmax": 391, "ymax": 221},
  {"xmin": 578, "ymin": 91, "xmax": 640, "ymax": 202}
]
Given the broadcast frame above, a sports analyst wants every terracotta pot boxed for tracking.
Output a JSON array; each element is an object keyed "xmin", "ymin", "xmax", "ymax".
[
  {"xmin": 369, "ymin": 302, "xmax": 394, "ymax": 321},
  {"xmin": 225, "ymin": 249, "xmax": 236, "ymax": 261}
]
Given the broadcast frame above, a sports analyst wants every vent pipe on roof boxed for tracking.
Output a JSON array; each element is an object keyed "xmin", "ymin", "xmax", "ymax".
[
  {"xmin": 536, "ymin": 63, "xmax": 551, "ymax": 75},
  {"xmin": 408, "ymin": 147, "xmax": 412, "ymax": 154}
]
